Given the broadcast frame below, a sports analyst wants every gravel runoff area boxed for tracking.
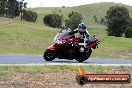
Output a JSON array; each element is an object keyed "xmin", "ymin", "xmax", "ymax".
[{"xmin": 0, "ymin": 66, "xmax": 132, "ymax": 88}]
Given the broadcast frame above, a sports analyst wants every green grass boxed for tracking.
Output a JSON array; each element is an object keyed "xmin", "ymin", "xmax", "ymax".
[
  {"xmin": 89, "ymin": 28, "xmax": 132, "ymax": 59},
  {"xmin": 0, "ymin": 2, "xmax": 132, "ymax": 59},
  {"xmin": 0, "ymin": 17, "xmax": 132, "ymax": 59},
  {"xmin": 0, "ymin": 17, "xmax": 59, "ymax": 55},
  {"xmin": 0, "ymin": 65, "xmax": 132, "ymax": 77},
  {"xmin": 0, "ymin": 65, "xmax": 77, "ymax": 77},
  {"xmin": 0, "ymin": 65, "xmax": 114, "ymax": 77}
]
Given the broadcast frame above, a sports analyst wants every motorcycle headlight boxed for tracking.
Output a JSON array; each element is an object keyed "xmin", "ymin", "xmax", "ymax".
[{"xmin": 80, "ymin": 47, "xmax": 84, "ymax": 52}]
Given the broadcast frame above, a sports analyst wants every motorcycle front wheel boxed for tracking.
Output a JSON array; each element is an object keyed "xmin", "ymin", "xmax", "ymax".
[
  {"xmin": 77, "ymin": 49, "xmax": 92, "ymax": 62},
  {"xmin": 43, "ymin": 49, "xmax": 57, "ymax": 61}
]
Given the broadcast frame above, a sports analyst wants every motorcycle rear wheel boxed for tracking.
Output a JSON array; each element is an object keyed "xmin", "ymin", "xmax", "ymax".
[{"xmin": 43, "ymin": 49, "xmax": 57, "ymax": 61}]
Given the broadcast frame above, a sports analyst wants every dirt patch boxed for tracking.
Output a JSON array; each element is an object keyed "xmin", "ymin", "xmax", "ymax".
[
  {"xmin": 0, "ymin": 67, "xmax": 132, "ymax": 88},
  {"xmin": 0, "ymin": 18, "xmax": 16, "ymax": 25}
]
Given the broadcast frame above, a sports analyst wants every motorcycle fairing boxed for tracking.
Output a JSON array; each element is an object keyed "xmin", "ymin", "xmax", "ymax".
[
  {"xmin": 48, "ymin": 45, "xmax": 56, "ymax": 50},
  {"xmin": 57, "ymin": 44, "xmax": 79, "ymax": 59},
  {"xmin": 54, "ymin": 28, "xmax": 74, "ymax": 43},
  {"xmin": 88, "ymin": 37, "xmax": 96, "ymax": 45}
]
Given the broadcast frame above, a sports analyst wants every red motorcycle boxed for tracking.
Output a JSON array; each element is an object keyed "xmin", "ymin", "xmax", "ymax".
[{"xmin": 43, "ymin": 28, "xmax": 101, "ymax": 62}]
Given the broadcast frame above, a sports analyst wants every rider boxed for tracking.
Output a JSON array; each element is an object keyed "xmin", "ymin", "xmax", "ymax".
[
  {"xmin": 70, "ymin": 23, "xmax": 89, "ymax": 43},
  {"xmin": 54, "ymin": 23, "xmax": 89, "ymax": 48},
  {"xmin": 73, "ymin": 23, "xmax": 89, "ymax": 38},
  {"xmin": 70, "ymin": 23, "xmax": 89, "ymax": 52}
]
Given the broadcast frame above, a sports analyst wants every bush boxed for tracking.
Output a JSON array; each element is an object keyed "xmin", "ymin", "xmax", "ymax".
[
  {"xmin": 100, "ymin": 18, "xmax": 106, "ymax": 25},
  {"xmin": 127, "ymin": 18, "xmax": 132, "ymax": 27},
  {"xmin": 65, "ymin": 11, "xmax": 83, "ymax": 30},
  {"xmin": 22, "ymin": 10, "xmax": 38, "ymax": 22},
  {"xmin": 125, "ymin": 27, "xmax": 132, "ymax": 38},
  {"xmin": 62, "ymin": 6, "xmax": 65, "ymax": 8},
  {"xmin": 93, "ymin": 15, "xmax": 98, "ymax": 23},
  {"xmin": 43, "ymin": 14, "xmax": 62, "ymax": 28},
  {"xmin": 105, "ymin": 6, "xmax": 130, "ymax": 37}
]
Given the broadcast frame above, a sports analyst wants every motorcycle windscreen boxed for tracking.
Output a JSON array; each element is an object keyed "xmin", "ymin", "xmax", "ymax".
[
  {"xmin": 54, "ymin": 29, "xmax": 72, "ymax": 42},
  {"xmin": 88, "ymin": 37, "xmax": 96, "ymax": 45}
]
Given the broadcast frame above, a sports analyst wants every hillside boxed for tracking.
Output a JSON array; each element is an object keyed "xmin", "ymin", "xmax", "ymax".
[
  {"xmin": 0, "ymin": 2, "xmax": 132, "ymax": 59},
  {"xmin": 0, "ymin": 16, "xmax": 132, "ymax": 59},
  {"xmin": 29, "ymin": 2, "xmax": 132, "ymax": 27},
  {"xmin": 0, "ymin": 17, "xmax": 59, "ymax": 54}
]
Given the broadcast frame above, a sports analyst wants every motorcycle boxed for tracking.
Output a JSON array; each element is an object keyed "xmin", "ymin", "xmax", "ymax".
[{"xmin": 43, "ymin": 28, "xmax": 101, "ymax": 62}]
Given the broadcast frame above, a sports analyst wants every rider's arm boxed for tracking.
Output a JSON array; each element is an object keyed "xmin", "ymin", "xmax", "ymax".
[
  {"xmin": 69, "ymin": 28, "xmax": 78, "ymax": 35},
  {"xmin": 84, "ymin": 30, "xmax": 89, "ymax": 38}
]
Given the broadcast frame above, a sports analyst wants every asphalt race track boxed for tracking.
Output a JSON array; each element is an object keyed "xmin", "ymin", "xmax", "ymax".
[{"xmin": 0, "ymin": 54, "xmax": 132, "ymax": 66}]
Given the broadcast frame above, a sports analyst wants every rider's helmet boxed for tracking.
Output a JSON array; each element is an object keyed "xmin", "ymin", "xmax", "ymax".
[{"xmin": 78, "ymin": 23, "xmax": 87, "ymax": 33}]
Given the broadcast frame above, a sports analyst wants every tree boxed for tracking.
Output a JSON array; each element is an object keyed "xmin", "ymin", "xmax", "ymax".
[
  {"xmin": 0, "ymin": 0, "xmax": 7, "ymax": 16},
  {"xmin": 105, "ymin": 6, "xmax": 130, "ymax": 37},
  {"xmin": 6, "ymin": 0, "xmax": 20, "ymax": 18},
  {"xmin": 100, "ymin": 18, "xmax": 106, "ymax": 25},
  {"xmin": 125, "ymin": 27, "xmax": 132, "ymax": 38},
  {"xmin": 126, "ymin": 18, "xmax": 132, "ymax": 28},
  {"xmin": 65, "ymin": 11, "xmax": 83, "ymax": 30},
  {"xmin": 0, "ymin": 0, "xmax": 27, "ymax": 18},
  {"xmin": 19, "ymin": 0, "xmax": 27, "ymax": 20},
  {"xmin": 22, "ymin": 10, "xmax": 38, "ymax": 22},
  {"xmin": 125, "ymin": 14, "xmax": 132, "ymax": 38},
  {"xmin": 93, "ymin": 15, "xmax": 98, "ymax": 23},
  {"xmin": 62, "ymin": 6, "xmax": 65, "ymax": 8},
  {"xmin": 43, "ymin": 14, "xmax": 62, "ymax": 28}
]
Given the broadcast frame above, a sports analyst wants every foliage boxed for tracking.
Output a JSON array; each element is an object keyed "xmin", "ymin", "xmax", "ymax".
[
  {"xmin": 43, "ymin": 14, "xmax": 62, "ymax": 28},
  {"xmin": 62, "ymin": 6, "xmax": 65, "ymax": 8},
  {"xmin": 0, "ymin": 17, "xmax": 132, "ymax": 59},
  {"xmin": 100, "ymin": 18, "xmax": 106, "ymax": 25},
  {"xmin": 65, "ymin": 11, "xmax": 83, "ymax": 30},
  {"xmin": 126, "ymin": 18, "xmax": 132, "ymax": 28},
  {"xmin": 93, "ymin": 15, "xmax": 99, "ymax": 23},
  {"xmin": 125, "ymin": 27, "xmax": 132, "ymax": 38},
  {"xmin": 22, "ymin": 10, "xmax": 38, "ymax": 22},
  {"xmin": 0, "ymin": 0, "xmax": 27, "ymax": 18},
  {"xmin": 0, "ymin": 0, "xmax": 7, "ymax": 16},
  {"xmin": 19, "ymin": 0, "xmax": 27, "ymax": 20},
  {"xmin": 125, "ymin": 18, "xmax": 132, "ymax": 38},
  {"xmin": 105, "ymin": 6, "xmax": 130, "ymax": 37}
]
